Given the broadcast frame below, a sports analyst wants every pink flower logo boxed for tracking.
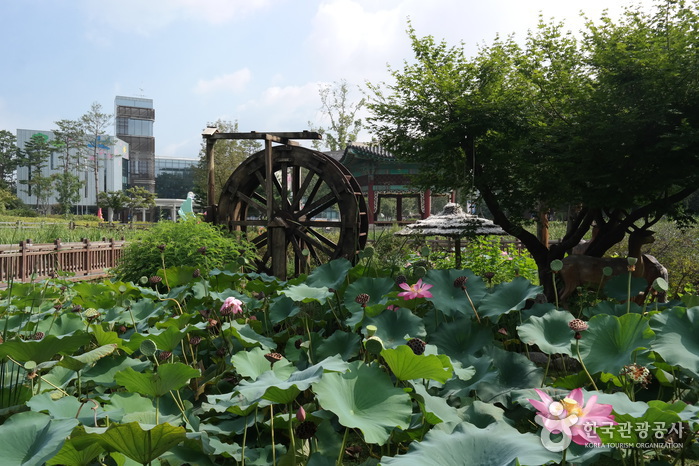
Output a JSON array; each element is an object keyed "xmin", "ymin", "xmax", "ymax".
[
  {"xmin": 397, "ymin": 279, "xmax": 433, "ymax": 300},
  {"xmin": 220, "ymin": 296, "xmax": 243, "ymax": 315},
  {"xmin": 529, "ymin": 388, "xmax": 616, "ymax": 451}
]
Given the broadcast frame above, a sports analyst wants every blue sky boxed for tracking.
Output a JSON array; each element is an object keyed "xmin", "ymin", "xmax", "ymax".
[{"xmin": 1, "ymin": 0, "xmax": 653, "ymax": 159}]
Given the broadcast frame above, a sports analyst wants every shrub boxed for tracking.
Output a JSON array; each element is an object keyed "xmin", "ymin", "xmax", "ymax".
[{"xmin": 113, "ymin": 218, "xmax": 258, "ymax": 282}]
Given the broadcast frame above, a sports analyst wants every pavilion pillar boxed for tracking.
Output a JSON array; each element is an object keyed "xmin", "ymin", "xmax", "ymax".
[
  {"xmin": 423, "ymin": 189, "xmax": 432, "ymax": 219},
  {"xmin": 368, "ymin": 175, "xmax": 376, "ymax": 224},
  {"xmin": 396, "ymin": 196, "xmax": 403, "ymax": 222}
]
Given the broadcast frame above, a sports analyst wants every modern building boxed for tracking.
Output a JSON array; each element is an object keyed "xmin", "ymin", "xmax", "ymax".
[
  {"xmin": 15, "ymin": 129, "xmax": 128, "ymax": 214},
  {"xmin": 115, "ymin": 96, "xmax": 155, "ymax": 192},
  {"xmin": 154, "ymin": 156, "xmax": 198, "ymax": 199}
]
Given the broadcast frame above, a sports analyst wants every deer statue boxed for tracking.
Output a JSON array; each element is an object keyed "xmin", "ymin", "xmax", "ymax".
[{"xmin": 559, "ymin": 229, "xmax": 656, "ymax": 304}]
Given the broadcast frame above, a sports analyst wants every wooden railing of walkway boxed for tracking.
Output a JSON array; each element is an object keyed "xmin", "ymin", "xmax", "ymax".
[{"xmin": 0, "ymin": 238, "xmax": 125, "ymax": 284}]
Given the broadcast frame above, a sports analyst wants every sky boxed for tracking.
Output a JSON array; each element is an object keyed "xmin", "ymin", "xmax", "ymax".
[{"xmin": 1, "ymin": 0, "xmax": 657, "ymax": 160}]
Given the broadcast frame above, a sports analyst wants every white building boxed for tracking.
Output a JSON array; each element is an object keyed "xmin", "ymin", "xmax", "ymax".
[{"xmin": 16, "ymin": 128, "xmax": 128, "ymax": 213}]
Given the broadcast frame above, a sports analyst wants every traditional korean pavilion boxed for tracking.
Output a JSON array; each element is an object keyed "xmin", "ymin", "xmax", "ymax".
[{"xmin": 332, "ymin": 143, "xmax": 453, "ymax": 225}]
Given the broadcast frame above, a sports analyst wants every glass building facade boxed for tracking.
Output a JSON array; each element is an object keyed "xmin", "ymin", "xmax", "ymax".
[
  {"xmin": 154, "ymin": 157, "xmax": 198, "ymax": 199},
  {"xmin": 115, "ymin": 96, "xmax": 155, "ymax": 192}
]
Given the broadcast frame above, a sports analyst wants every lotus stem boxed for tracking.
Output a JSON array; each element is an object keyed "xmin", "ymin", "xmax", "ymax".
[
  {"xmin": 270, "ymin": 405, "xmax": 276, "ymax": 466},
  {"xmin": 288, "ymin": 403, "xmax": 296, "ymax": 466},
  {"xmin": 241, "ymin": 414, "xmax": 248, "ymax": 466},
  {"xmin": 337, "ymin": 426, "xmax": 349, "ymax": 466},
  {"xmin": 575, "ymin": 340, "xmax": 598, "ymax": 391},
  {"xmin": 462, "ymin": 288, "xmax": 481, "ymax": 323}
]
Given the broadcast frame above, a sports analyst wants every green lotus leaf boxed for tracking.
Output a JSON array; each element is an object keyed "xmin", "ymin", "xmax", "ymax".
[
  {"xmin": 280, "ymin": 283, "xmax": 333, "ymax": 304},
  {"xmin": 424, "ymin": 269, "xmax": 487, "ymax": 317},
  {"xmin": 27, "ymin": 393, "xmax": 105, "ymax": 425},
  {"xmin": 225, "ymin": 321, "xmax": 275, "ymax": 350},
  {"xmin": 517, "ymin": 309, "xmax": 576, "ymax": 356},
  {"xmin": 81, "ymin": 354, "xmax": 150, "ymax": 387},
  {"xmin": 57, "ymin": 344, "xmax": 118, "ymax": 371},
  {"xmin": 478, "ymin": 277, "xmax": 542, "ymax": 320},
  {"xmin": 441, "ymin": 353, "xmax": 494, "ymax": 398},
  {"xmin": 597, "ymin": 404, "xmax": 683, "ymax": 446},
  {"xmin": 268, "ymin": 296, "xmax": 301, "ymax": 324},
  {"xmin": 578, "ymin": 313, "xmax": 654, "ymax": 375},
  {"xmin": 91, "ymin": 325, "xmax": 131, "ymax": 354},
  {"xmin": 315, "ymin": 329, "xmax": 361, "ymax": 362},
  {"xmin": 650, "ymin": 306, "xmax": 699, "ymax": 378},
  {"xmin": 102, "ymin": 393, "xmax": 156, "ymax": 423},
  {"xmin": 603, "ymin": 274, "xmax": 648, "ymax": 302},
  {"xmin": 72, "ymin": 421, "xmax": 187, "ymax": 464},
  {"xmin": 461, "ymin": 399, "xmax": 513, "ymax": 428},
  {"xmin": 364, "ymin": 307, "xmax": 425, "ymax": 349},
  {"xmin": 160, "ymin": 266, "xmax": 199, "ymax": 288},
  {"xmin": 343, "ymin": 277, "xmax": 395, "ymax": 315},
  {"xmin": 476, "ymin": 347, "xmax": 543, "ymax": 404},
  {"xmin": 429, "ymin": 317, "xmax": 493, "ymax": 360},
  {"xmin": 0, "ymin": 333, "xmax": 91, "ymax": 363},
  {"xmin": 34, "ymin": 312, "xmax": 84, "ymax": 336},
  {"xmin": 114, "ymin": 362, "xmax": 200, "ymax": 398},
  {"xmin": 380, "ymin": 421, "xmax": 558, "ymax": 465},
  {"xmin": 411, "ymin": 383, "xmax": 463, "ymax": 425},
  {"xmin": 381, "ymin": 345, "xmax": 453, "ymax": 383},
  {"xmin": 305, "ymin": 258, "xmax": 351, "ymax": 289},
  {"xmin": 0, "ymin": 411, "xmax": 79, "ymax": 466},
  {"xmin": 312, "ymin": 361, "xmax": 412, "ymax": 445},
  {"xmin": 47, "ymin": 438, "xmax": 104, "ymax": 466},
  {"xmin": 230, "ymin": 347, "xmax": 294, "ymax": 381},
  {"xmin": 237, "ymin": 365, "xmax": 324, "ymax": 405},
  {"xmin": 148, "ymin": 326, "xmax": 186, "ymax": 352},
  {"xmin": 587, "ymin": 301, "xmax": 643, "ymax": 317}
]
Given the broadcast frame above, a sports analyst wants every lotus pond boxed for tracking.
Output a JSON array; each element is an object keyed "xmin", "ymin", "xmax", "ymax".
[{"xmin": 0, "ymin": 256, "xmax": 697, "ymax": 465}]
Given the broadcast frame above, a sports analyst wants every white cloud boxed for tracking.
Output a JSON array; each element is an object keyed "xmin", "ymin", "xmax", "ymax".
[
  {"xmin": 83, "ymin": 0, "xmax": 273, "ymax": 37},
  {"xmin": 194, "ymin": 69, "xmax": 252, "ymax": 94}
]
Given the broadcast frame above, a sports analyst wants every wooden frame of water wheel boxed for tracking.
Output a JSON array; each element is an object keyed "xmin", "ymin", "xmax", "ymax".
[{"xmin": 203, "ymin": 131, "xmax": 368, "ymax": 279}]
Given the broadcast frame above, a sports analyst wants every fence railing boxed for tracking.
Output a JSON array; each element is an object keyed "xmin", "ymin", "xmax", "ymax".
[{"xmin": 0, "ymin": 238, "xmax": 126, "ymax": 284}]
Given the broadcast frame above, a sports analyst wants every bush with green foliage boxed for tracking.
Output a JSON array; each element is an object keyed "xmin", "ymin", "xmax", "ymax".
[{"xmin": 113, "ymin": 218, "xmax": 258, "ymax": 282}]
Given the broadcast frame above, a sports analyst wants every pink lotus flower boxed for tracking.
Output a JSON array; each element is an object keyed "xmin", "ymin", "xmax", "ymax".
[
  {"xmin": 397, "ymin": 279, "xmax": 433, "ymax": 300},
  {"xmin": 220, "ymin": 296, "xmax": 243, "ymax": 315},
  {"xmin": 529, "ymin": 388, "xmax": 616, "ymax": 446}
]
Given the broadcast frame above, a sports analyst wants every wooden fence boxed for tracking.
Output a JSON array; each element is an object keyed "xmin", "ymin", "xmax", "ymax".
[{"xmin": 0, "ymin": 238, "xmax": 126, "ymax": 284}]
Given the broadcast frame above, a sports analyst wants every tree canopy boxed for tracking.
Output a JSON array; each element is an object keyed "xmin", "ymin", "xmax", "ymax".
[
  {"xmin": 309, "ymin": 80, "xmax": 365, "ymax": 151},
  {"xmin": 366, "ymin": 1, "xmax": 699, "ymax": 292}
]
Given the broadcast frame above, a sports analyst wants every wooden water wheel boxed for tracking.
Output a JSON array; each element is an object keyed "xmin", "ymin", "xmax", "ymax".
[{"xmin": 203, "ymin": 131, "xmax": 368, "ymax": 279}]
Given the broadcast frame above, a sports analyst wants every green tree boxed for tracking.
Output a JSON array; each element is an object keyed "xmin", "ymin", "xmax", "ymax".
[
  {"xmin": 367, "ymin": 2, "xmax": 699, "ymax": 296},
  {"xmin": 97, "ymin": 190, "xmax": 129, "ymax": 222},
  {"xmin": 18, "ymin": 133, "xmax": 53, "ymax": 213},
  {"xmin": 0, "ymin": 130, "xmax": 19, "ymax": 191},
  {"xmin": 81, "ymin": 102, "xmax": 113, "ymax": 205},
  {"xmin": 51, "ymin": 119, "xmax": 86, "ymax": 214},
  {"xmin": 193, "ymin": 119, "xmax": 262, "ymax": 203},
  {"xmin": 308, "ymin": 80, "xmax": 365, "ymax": 151},
  {"xmin": 125, "ymin": 186, "xmax": 156, "ymax": 223}
]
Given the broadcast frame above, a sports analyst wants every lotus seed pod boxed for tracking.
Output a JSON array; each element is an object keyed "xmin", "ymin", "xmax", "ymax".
[
  {"xmin": 364, "ymin": 335, "xmax": 384, "ymax": 355},
  {"xmin": 413, "ymin": 266, "xmax": 427, "ymax": 279},
  {"xmin": 627, "ymin": 257, "xmax": 638, "ymax": 266},
  {"xmin": 550, "ymin": 260, "xmax": 563, "ymax": 272},
  {"xmin": 139, "ymin": 276, "xmax": 149, "ymax": 285},
  {"xmin": 140, "ymin": 339, "xmax": 158, "ymax": 357},
  {"xmin": 420, "ymin": 246, "xmax": 430, "ymax": 257},
  {"xmin": 363, "ymin": 246, "xmax": 375, "ymax": 258},
  {"xmin": 602, "ymin": 266, "xmax": 613, "ymax": 277},
  {"xmin": 365, "ymin": 325, "xmax": 378, "ymax": 338},
  {"xmin": 652, "ymin": 277, "xmax": 668, "ymax": 292}
]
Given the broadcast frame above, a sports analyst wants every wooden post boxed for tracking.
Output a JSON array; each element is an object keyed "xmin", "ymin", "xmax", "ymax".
[
  {"xmin": 455, "ymin": 237, "xmax": 462, "ymax": 269},
  {"xmin": 205, "ymin": 136, "xmax": 217, "ymax": 221},
  {"xmin": 83, "ymin": 238, "xmax": 90, "ymax": 276},
  {"xmin": 19, "ymin": 240, "xmax": 27, "ymax": 282}
]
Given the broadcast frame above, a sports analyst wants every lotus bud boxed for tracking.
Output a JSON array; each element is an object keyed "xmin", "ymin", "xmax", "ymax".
[{"xmin": 296, "ymin": 406, "xmax": 306, "ymax": 422}]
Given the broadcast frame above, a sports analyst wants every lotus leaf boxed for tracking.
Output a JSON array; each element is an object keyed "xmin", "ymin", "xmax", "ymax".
[
  {"xmin": 381, "ymin": 345, "xmax": 453, "ymax": 383},
  {"xmin": 380, "ymin": 421, "xmax": 558, "ymax": 465},
  {"xmin": 313, "ymin": 361, "xmax": 412, "ymax": 445},
  {"xmin": 0, "ymin": 411, "xmax": 79, "ymax": 466},
  {"xmin": 650, "ymin": 306, "xmax": 699, "ymax": 379},
  {"xmin": 114, "ymin": 362, "xmax": 200, "ymax": 398},
  {"xmin": 578, "ymin": 313, "xmax": 654, "ymax": 375},
  {"xmin": 517, "ymin": 309, "xmax": 576, "ymax": 356}
]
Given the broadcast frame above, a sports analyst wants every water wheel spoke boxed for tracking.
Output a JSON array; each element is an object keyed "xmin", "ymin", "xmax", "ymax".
[
  {"xmin": 251, "ymin": 231, "xmax": 268, "ymax": 249},
  {"xmin": 304, "ymin": 242, "xmax": 324, "ymax": 264},
  {"xmin": 233, "ymin": 191, "xmax": 268, "ymax": 215},
  {"xmin": 304, "ymin": 225, "xmax": 340, "ymax": 251},
  {"xmin": 302, "ymin": 176, "xmax": 325, "ymax": 212},
  {"xmin": 300, "ymin": 192, "xmax": 338, "ymax": 219},
  {"xmin": 293, "ymin": 168, "xmax": 317, "ymax": 209},
  {"xmin": 292, "ymin": 227, "xmax": 335, "ymax": 257}
]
